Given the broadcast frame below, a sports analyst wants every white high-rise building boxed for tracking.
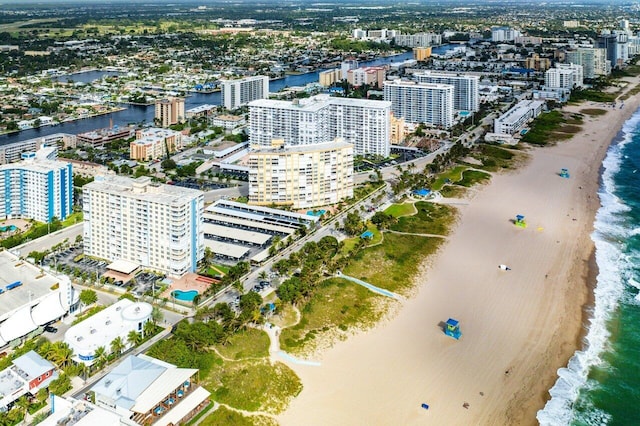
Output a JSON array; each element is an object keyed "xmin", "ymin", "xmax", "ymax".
[
  {"xmin": 248, "ymin": 139, "xmax": 353, "ymax": 209},
  {"xmin": 82, "ymin": 176, "xmax": 204, "ymax": 277},
  {"xmin": 545, "ymin": 63, "xmax": 584, "ymax": 89},
  {"xmin": 0, "ymin": 152, "xmax": 73, "ymax": 223},
  {"xmin": 414, "ymin": 71, "xmax": 479, "ymax": 112},
  {"xmin": 220, "ymin": 75, "xmax": 269, "ymax": 110},
  {"xmin": 394, "ymin": 32, "xmax": 442, "ymax": 47},
  {"xmin": 491, "ymin": 27, "xmax": 521, "ymax": 42},
  {"xmin": 249, "ymin": 95, "xmax": 391, "ymax": 156},
  {"xmin": 383, "ymin": 80, "xmax": 454, "ymax": 128}
]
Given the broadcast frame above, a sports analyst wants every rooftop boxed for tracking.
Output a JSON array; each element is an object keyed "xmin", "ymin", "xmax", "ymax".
[
  {"xmin": 0, "ymin": 250, "xmax": 63, "ymax": 319},
  {"xmin": 84, "ymin": 175, "xmax": 203, "ymax": 205},
  {"xmin": 250, "ymin": 139, "xmax": 353, "ymax": 154}
]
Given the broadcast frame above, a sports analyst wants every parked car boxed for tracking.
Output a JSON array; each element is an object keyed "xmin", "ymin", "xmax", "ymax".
[{"xmin": 44, "ymin": 325, "xmax": 58, "ymax": 333}]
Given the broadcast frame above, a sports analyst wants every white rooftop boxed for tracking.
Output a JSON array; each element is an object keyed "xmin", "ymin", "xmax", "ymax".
[
  {"xmin": 85, "ymin": 175, "xmax": 203, "ymax": 205},
  {"xmin": 107, "ymin": 259, "xmax": 140, "ymax": 275},
  {"xmin": 203, "ymin": 223, "xmax": 271, "ymax": 245},
  {"xmin": 203, "ymin": 212, "xmax": 294, "ymax": 235},
  {"xmin": 203, "ymin": 239, "xmax": 250, "ymax": 259}
]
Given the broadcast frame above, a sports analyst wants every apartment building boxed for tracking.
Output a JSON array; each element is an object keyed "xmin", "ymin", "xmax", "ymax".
[
  {"xmin": 347, "ymin": 66, "xmax": 386, "ymax": 89},
  {"xmin": 220, "ymin": 75, "xmax": 269, "ymax": 110},
  {"xmin": 491, "ymin": 27, "xmax": 521, "ymax": 42},
  {"xmin": 319, "ymin": 68, "xmax": 342, "ymax": 87},
  {"xmin": 249, "ymin": 94, "xmax": 391, "ymax": 156},
  {"xmin": 383, "ymin": 79, "xmax": 454, "ymax": 128},
  {"xmin": 413, "ymin": 47, "xmax": 432, "ymax": 61},
  {"xmin": 525, "ymin": 54, "xmax": 551, "ymax": 71},
  {"xmin": 414, "ymin": 71, "xmax": 479, "ymax": 112},
  {"xmin": 0, "ymin": 152, "xmax": 73, "ymax": 223},
  {"xmin": 545, "ymin": 63, "xmax": 584, "ymax": 90},
  {"xmin": 154, "ymin": 97, "xmax": 185, "ymax": 128},
  {"xmin": 82, "ymin": 176, "xmax": 204, "ymax": 277},
  {"xmin": 248, "ymin": 139, "xmax": 353, "ymax": 209},
  {"xmin": 394, "ymin": 32, "xmax": 442, "ymax": 47},
  {"xmin": 130, "ymin": 127, "xmax": 183, "ymax": 161},
  {"xmin": 494, "ymin": 100, "xmax": 545, "ymax": 135},
  {"xmin": 565, "ymin": 47, "xmax": 610, "ymax": 79}
]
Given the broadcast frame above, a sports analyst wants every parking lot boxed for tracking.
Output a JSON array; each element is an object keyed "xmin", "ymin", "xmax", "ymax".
[{"xmin": 43, "ymin": 247, "xmax": 164, "ymax": 297}]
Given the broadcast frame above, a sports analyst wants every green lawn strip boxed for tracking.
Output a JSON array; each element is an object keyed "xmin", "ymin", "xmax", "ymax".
[
  {"xmin": 384, "ymin": 202, "xmax": 416, "ymax": 218},
  {"xmin": 198, "ymin": 405, "xmax": 277, "ymax": 426},
  {"xmin": 279, "ymin": 278, "xmax": 385, "ymax": 353},
  {"xmin": 203, "ymin": 360, "xmax": 301, "ymax": 414},
  {"xmin": 211, "ymin": 263, "xmax": 230, "ymax": 274},
  {"xmin": 343, "ymin": 232, "xmax": 445, "ymax": 294},
  {"xmin": 456, "ymin": 170, "xmax": 491, "ymax": 187},
  {"xmin": 432, "ymin": 165, "xmax": 468, "ymax": 190},
  {"xmin": 340, "ymin": 236, "xmax": 359, "ymax": 255},
  {"xmin": 212, "ymin": 328, "xmax": 270, "ymax": 360},
  {"xmin": 389, "ymin": 201, "xmax": 455, "ymax": 235},
  {"xmin": 185, "ymin": 401, "xmax": 215, "ymax": 426},
  {"xmin": 580, "ymin": 108, "xmax": 608, "ymax": 116}
]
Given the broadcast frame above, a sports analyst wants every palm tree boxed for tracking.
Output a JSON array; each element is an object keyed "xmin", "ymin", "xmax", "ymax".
[
  {"xmin": 49, "ymin": 342, "xmax": 73, "ymax": 369},
  {"xmin": 127, "ymin": 330, "xmax": 142, "ymax": 347},
  {"xmin": 110, "ymin": 337, "xmax": 125, "ymax": 358},
  {"xmin": 143, "ymin": 320, "xmax": 156, "ymax": 338},
  {"xmin": 14, "ymin": 395, "xmax": 30, "ymax": 418},
  {"xmin": 93, "ymin": 346, "xmax": 108, "ymax": 369},
  {"xmin": 258, "ymin": 271, "xmax": 268, "ymax": 281}
]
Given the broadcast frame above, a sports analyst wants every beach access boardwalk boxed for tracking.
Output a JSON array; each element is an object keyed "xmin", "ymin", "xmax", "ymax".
[{"xmin": 336, "ymin": 273, "xmax": 401, "ymax": 300}]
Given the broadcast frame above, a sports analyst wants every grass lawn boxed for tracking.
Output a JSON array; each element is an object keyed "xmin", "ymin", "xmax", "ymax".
[
  {"xmin": 198, "ymin": 405, "xmax": 278, "ymax": 426},
  {"xmin": 432, "ymin": 165, "xmax": 468, "ymax": 190},
  {"xmin": 390, "ymin": 202, "xmax": 455, "ymax": 235},
  {"xmin": 384, "ymin": 202, "xmax": 416, "ymax": 218},
  {"xmin": 279, "ymin": 278, "xmax": 386, "ymax": 353},
  {"xmin": 468, "ymin": 144, "xmax": 520, "ymax": 172},
  {"xmin": 200, "ymin": 406, "xmax": 278, "ymax": 426},
  {"xmin": 203, "ymin": 360, "xmax": 301, "ymax": 414},
  {"xmin": 439, "ymin": 185, "xmax": 468, "ymax": 198},
  {"xmin": 343, "ymin": 232, "xmax": 444, "ymax": 294},
  {"xmin": 212, "ymin": 329, "xmax": 270, "ymax": 360},
  {"xmin": 456, "ymin": 170, "xmax": 491, "ymax": 187},
  {"xmin": 270, "ymin": 304, "xmax": 299, "ymax": 329},
  {"xmin": 208, "ymin": 264, "xmax": 230, "ymax": 275}
]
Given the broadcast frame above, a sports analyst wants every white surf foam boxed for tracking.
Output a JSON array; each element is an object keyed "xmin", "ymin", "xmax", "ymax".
[{"xmin": 536, "ymin": 110, "xmax": 640, "ymax": 425}]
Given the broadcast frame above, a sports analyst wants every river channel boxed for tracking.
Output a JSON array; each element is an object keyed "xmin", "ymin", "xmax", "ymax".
[{"xmin": 0, "ymin": 46, "xmax": 455, "ymax": 146}]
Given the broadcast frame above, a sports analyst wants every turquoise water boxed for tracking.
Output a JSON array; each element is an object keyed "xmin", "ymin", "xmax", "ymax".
[
  {"xmin": 459, "ymin": 110, "xmax": 470, "ymax": 116},
  {"xmin": 172, "ymin": 289, "xmax": 199, "ymax": 302},
  {"xmin": 538, "ymin": 109, "xmax": 640, "ymax": 425}
]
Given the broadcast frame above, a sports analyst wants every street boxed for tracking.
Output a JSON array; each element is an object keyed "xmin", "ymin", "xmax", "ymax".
[{"xmin": 14, "ymin": 222, "xmax": 83, "ymax": 257}]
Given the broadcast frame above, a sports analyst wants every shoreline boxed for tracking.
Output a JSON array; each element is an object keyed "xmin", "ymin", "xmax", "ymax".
[{"xmin": 277, "ymin": 77, "xmax": 640, "ymax": 425}]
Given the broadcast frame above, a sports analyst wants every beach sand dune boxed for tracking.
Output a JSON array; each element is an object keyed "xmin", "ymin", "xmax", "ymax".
[{"xmin": 278, "ymin": 88, "xmax": 640, "ymax": 425}]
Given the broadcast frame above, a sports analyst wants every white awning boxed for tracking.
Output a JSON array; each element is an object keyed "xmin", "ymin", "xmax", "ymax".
[
  {"xmin": 107, "ymin": 259, "xmax": 140, "ymax": 275},
  {"xmin": 31, "ymin": 292, "xmax": 66, "ymax": 325},
  {"xmin": 0, "ymin": 306, "xmax": 37, "ymax": 342},
  {"xmin": 0, "ymin": 335, "xmax": 6, "ymax": 347},
  {"xmin": 153, "ymin": 386, "xmax": 210, "ymax": 426},
  {"xmin": 132, "ymin": 368, "xmax": 198, "ymax": 414}
]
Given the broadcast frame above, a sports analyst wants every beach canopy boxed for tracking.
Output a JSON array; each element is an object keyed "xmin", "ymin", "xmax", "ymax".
[{"xmin": 360, "ymin": 230, "xmax": 374, "ymax": 239}]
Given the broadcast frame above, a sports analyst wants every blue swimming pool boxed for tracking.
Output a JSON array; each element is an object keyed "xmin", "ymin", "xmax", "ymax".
[
  {"xmin": 459, "ymin": 111, "xmax": 470, "ymax": 117},
  {"xmin": 172, "ymin": 289, "xmax": 199, "ymax": 302}
]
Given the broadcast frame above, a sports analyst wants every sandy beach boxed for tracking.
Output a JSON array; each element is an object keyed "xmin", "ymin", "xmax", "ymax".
[{"xmin": 277, "ymin": 79, "xmax": 640, "ymax": 426}]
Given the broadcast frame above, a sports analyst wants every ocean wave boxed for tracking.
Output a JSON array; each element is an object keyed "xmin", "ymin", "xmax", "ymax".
[{"xmin": 536, "ymin": 109, "xmax": 640, "ymax": 425}]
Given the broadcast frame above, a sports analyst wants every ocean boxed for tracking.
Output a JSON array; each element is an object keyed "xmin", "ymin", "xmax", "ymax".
[{"xmin": 537, "ymin": 108, "xmax": 640, "ymax": 425}]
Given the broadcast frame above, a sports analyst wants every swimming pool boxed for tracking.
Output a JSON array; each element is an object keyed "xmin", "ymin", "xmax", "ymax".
[
  {"xmin": 171, "ymin": 289, "xmax": 199, "ymax": 302},
  {"xmin": 459, "ymin": 111, "xmax": 470, "ymax": 117}
]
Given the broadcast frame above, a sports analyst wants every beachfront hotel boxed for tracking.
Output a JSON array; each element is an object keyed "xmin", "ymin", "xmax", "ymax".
[
  {"xmin": 0, "ymin": 151, "xmax": 73, "ymax": 223},
  {"xmin": 82, "ymin": 175, "xmax": 204, "ymax": 277},
  {"xmin": 154, "ymin": 97, "xmax": 185, "ymax": 128},
  {"xmin": 248, "ymin": 139, "xmax": 354, "ymax": 209},
  {"xmin": 494, "ymin": 99, "xmax": 545, "ymax": 135},
  {"xmin": 383, "ymin": 79, "xmax": 454, "ymax": 128},
  {"xmin": 249, "ymin": 94, "xmax": 391, "ymax": 156},
  {"xmin": 565, "ymin": 47, "xmax": 610, "ymax": 79},
  {"xmin": 220, "ymin": 75, "xmax": 269, "ymax": 110},
  {"xmin": 414, "ymin": 71, "xmax": 480, "ymax": 112},
  {"xmin": 130, "ymin": 127, "xmax": 183, "ymax": 161}
]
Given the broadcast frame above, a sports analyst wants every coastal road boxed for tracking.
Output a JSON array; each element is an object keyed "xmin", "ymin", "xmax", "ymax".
[{"xmin": 14, "ymin": 222, "xmax": 83, "ymax": 257}]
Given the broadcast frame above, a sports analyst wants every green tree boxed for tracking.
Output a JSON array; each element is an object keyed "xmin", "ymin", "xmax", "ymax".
[
  {"xmin": 343, "ymin": 211, "xmax": 364, "ymax": 236},
  {"xmin": 93, "ymin": 346, "xmax": 108, "ymax": 369},
  {"xmin": 49, "ymin": 374, "xmax": 71, "ymax": 395},
  {"xmin": 127, "ymin": 330, "xmax": 142, "ymax": 347},
  {"xmin": 143, "ymin": 320, "xmax": 156, "ymax": 338},
  {"xmin": 79, "ymin": 289, "xmax": 98, "ymax": 308},
  {"xmin": 110, "ymin": 337, "xmax": 125, "ymax": 357}
]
